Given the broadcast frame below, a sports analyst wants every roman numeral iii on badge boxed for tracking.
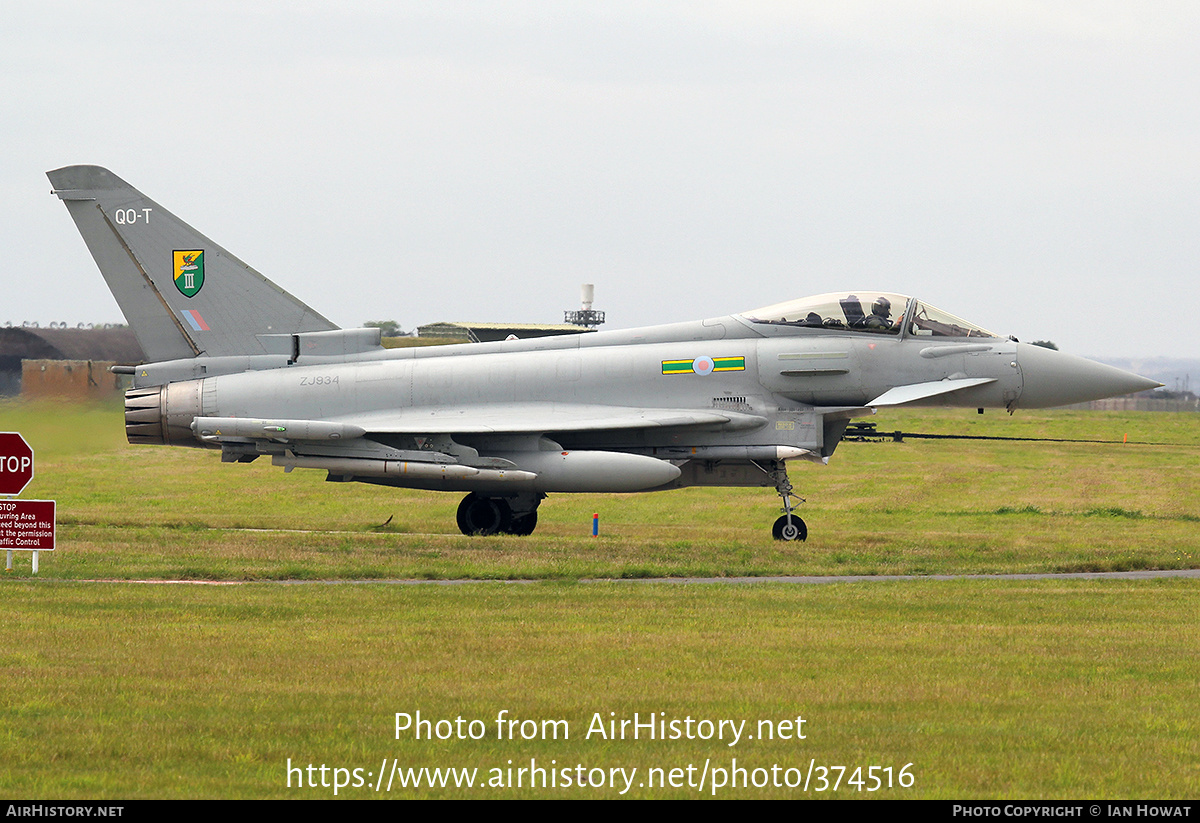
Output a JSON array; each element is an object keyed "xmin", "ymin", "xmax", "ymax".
[{"xmin": 173, "ymin": 250, "xmax": 205, "ymax": 297}]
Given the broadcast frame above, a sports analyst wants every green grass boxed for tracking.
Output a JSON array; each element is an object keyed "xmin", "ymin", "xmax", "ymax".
[
  {"xmin": 2, "ymin": 400, "xmax": 1198, "ymax": 798},
  {"xmin": 3, "ymin": 579, "xmax": 1198, "ymax": 799},
  {"xmin": 2, "ymin": 400, "xmax": 1197, "ymax": 580}
]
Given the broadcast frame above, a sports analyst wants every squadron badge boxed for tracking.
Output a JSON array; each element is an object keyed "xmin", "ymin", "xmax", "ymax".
[{"xmin": 173, "ymin": 250, "xmax": 205, "ymax": 297}]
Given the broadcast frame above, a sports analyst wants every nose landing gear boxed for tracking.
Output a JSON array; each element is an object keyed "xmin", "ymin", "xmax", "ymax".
[
  {"xmin": 772, "ymin": 513, "xmax": 807, "ymax": 542},
  {"xmin": 765, "ymin": 461, "xmax": 807, "ymax": 542}
]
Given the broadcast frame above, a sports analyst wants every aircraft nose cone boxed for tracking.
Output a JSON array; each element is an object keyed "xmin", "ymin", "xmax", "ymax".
[{"xmin": 1016, "ymin": 344, "xmax": 1162, "ymax": 408}]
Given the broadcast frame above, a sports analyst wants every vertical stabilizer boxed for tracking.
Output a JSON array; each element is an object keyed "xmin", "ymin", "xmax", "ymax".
[{"xmin": 48, "ymin": 165, "xmax": 337, "ymax": 361}]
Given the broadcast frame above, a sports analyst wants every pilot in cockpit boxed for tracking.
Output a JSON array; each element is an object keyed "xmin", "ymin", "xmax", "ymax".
[{"xmin": 863, "ymin": 296, "xmax": 895, "ymax": 330}]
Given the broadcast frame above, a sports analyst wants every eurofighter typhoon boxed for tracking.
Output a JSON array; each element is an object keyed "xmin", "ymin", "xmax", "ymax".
[{"xmin": 48, "ymin": 166, "xmax": 1160, "ymax": 540}]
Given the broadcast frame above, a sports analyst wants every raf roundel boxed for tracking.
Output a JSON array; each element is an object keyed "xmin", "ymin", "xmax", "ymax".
[{"xmin": 692, "ymin": 356, "xmax": 715, "ymax": 376}]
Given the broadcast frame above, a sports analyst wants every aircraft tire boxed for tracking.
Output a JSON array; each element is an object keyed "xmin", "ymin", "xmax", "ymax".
[
  {"xmin": 507, "ymin": 511, "xmax": 538, "ymax": 536},
  {"xmin": 772, "ymin": 514, "xmax": 807, "ymax": 542},
  {"xmin": 456, "ymin": 493, "xmax": 512, "ymax": 536}
]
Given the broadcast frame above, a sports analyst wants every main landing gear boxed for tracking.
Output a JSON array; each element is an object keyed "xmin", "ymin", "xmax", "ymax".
[
  {"xmin": 766, "ymin": 462, "xmax": 807, "ymax": 542},
  {"xmin": 456, "ymin": 492, "xmax": 543, "ymax": 536},
  {"xmin": 455, "ymin": 467, "xmax": 809, "ymax": 541}
]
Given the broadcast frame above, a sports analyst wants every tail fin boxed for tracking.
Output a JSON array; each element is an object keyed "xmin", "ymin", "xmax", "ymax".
[{"xmin": 47, "ymin": 165, "xmax": 337, "ymax": 362}]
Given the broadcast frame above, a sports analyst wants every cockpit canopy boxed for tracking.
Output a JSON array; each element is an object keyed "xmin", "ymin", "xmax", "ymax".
[{"xmin": 740, "ymin": 292, "xmax": 999, "ymax": 339}]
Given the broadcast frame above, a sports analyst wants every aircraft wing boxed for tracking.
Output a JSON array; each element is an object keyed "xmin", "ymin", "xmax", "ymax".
[
  {"xmin": 867, "ymin": 377, "xmax": 997, "ymax": 407},
  {"xmin": 330, "ymin": 403, "xmax": 768, "ymax": 435}
]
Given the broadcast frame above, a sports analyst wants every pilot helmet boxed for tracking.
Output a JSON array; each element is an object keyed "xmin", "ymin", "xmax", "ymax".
[{"xmin": 872, "ymin": 296, "xmax": 892, "ymax": 318}]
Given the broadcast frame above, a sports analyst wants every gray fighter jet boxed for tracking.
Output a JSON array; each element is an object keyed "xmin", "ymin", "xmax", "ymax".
[{"xmin": 48, "ymin": 165, "xmax": 1160, "ymax": 540}]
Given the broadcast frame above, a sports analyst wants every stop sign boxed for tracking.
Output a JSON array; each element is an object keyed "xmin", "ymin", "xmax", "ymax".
[{"xmin": 0, "ymin": 433, "xmax": 34, "ymax": 496}]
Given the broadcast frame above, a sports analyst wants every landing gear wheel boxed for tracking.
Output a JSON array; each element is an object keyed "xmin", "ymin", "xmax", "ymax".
[
  {"xmin": 772, "ymin": 514, "xmax": 807, "ymax": 542},
  {"xmin": 758, "ymin": 459, "xmax": 807, "ymax": 541},
  {"xmin": 508, "ymin": 511, "xmax": 538, "ymax": 536},
  {"xmin": 456, "ymin": 493, "xmax": 512, "ymax": 536}
]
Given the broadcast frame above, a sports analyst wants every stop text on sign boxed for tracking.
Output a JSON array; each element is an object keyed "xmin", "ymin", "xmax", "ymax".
[
  {"xmin": 0, "ymin": 432, "xmax": 34, "ymax": 496},
  {"xmin": 2, "ymin": 455, "xmax": 32, "ymax": 473}
]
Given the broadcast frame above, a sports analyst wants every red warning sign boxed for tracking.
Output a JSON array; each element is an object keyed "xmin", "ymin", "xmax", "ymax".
[
  {"xmin": 0, "ymin": 432, "xmax": 34, "ymax": 496},
  {"xmin": 0, "ymin": 500, "xmax": 56, "ymax": 550}
]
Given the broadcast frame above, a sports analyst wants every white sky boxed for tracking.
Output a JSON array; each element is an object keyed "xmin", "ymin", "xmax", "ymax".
[{"xmin": 3, "ymin": 1, "xmax": 1198, "ymax": 358}]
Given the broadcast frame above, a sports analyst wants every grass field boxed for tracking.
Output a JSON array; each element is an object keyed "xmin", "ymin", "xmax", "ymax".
[
  {"xmin": 3, "ymin": 400, "xmax": 1197, "ymax": 580},
  {"xmin": 2, "ymin": 400, "xmax": 1198, "ymax": 798}
]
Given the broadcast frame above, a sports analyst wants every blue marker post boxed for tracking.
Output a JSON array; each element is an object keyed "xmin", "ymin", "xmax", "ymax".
[{"xmin": 592, "ymin": 513, "xmax": 599, "ymax": 537}]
